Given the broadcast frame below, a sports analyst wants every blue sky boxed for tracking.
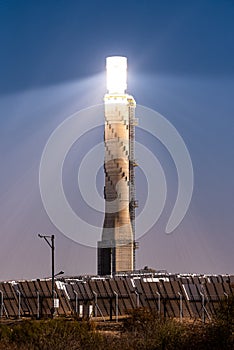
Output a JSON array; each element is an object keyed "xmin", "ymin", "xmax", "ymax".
[{"xmin": 0, "ymin": 0, "xmax": 234, "ymax": 280}]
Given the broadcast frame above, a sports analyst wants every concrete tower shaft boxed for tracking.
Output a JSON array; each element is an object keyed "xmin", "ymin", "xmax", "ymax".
[
  {"xmin": 98, "ymin": 56, "xmax": 137, "ymax": 276},
  {"xmin": 98, "ymin": 93, "xmax": 136, "ymax": 275}
]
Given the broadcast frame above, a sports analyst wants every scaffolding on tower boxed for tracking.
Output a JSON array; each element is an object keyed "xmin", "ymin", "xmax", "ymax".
[{"xmin": 128, "ymin": 97, "xmax": 139, "ymax": 270}]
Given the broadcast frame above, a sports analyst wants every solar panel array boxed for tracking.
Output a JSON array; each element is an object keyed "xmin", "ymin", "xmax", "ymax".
[{"xmin": 0, "ymin": 274, "xmax": 233, "ymax": 320}]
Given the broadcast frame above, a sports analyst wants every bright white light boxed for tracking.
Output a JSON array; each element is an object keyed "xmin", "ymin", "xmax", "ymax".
[{"xmin": 106, "ymin": 56, "xmax": 127, "ymax": 94}]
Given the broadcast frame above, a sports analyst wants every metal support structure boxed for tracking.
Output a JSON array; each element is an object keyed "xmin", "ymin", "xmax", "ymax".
[
  {"xmin": 93, "ymin": 291, "xmax": 97, "ymax": 317},
  {"xmin": 0, "ymin": 290, "xmax": 3, "ymax": 318},
  {"xmin": 110, "ymin": 247, "xmax": 113, "ymax": 278},
  {"xmin": 79, "ymin": 304, "xmax": 83, "ymax": 318},
  {"xmin": 114, "ymin": 291, "xmax": 118, "ymax": 322},
  {"xmin": 135, "ymin": 291, "xmax": 139, "ymax": 308},
  {"xmin": 200, "ymin": 292, "xmax": 205, "ymax": 323},
  {"xmin": 36, "ymin": 291, "xmax": 40, "ymax": 319},
  {"xmin": 74, "ymin": 290, "xmax": 78, "ymax": 315},
  {"xmin": 224, "ymin": 292, "xmax": 229, "ymax": 301},
  {"xmin": 178, "ymin": 292, "xmax": 183, "ymax": 322},
  {"xmin": 89, "ymin": 304, "xmax": 93, "ymax": 318},
  {"xmin": 129, "ymin": 102, "xmax": 138, "ymax": 270},
  {"xmin": 200, "ymin": 292, "xmax": 212, "ymax": 322},
  {"xmin": 38, "ymin": 234, "xmax": 55, "ymax": 316},
  {"xmin": 224, "ymin": 292, "xmax": 229, "ymax": 323},
  {"xmin": 156, "ymin": 292, "xmax": 160, "ymax": 317},
  {"xmin": 53, "ymin": 290, "xmax": 59, "ymax": 312},
  {"xmin": 16, "ymin": 290, "xmax": 21, "ymax": 319}
]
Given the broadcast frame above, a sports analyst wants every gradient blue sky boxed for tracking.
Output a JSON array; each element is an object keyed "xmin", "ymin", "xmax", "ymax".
[{"xmin": 0, "ymin": 0, "xmax": 234, "ymax": 280}]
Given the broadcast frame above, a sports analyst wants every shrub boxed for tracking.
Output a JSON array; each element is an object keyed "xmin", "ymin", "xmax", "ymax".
[{"xmin": 0, "ymin": 319, "xmax": 103, "ymax": 350}]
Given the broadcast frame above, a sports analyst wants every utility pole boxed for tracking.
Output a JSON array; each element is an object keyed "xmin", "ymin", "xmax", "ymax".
[{"xmin": 38, "ymin": 234, "xmax": 55, "ymax": 316}]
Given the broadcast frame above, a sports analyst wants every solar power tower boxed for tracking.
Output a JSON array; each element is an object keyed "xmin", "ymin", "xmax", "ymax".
[{"xmin": 98, "ymin": 56, "xmax": 138, "ymax": 275}]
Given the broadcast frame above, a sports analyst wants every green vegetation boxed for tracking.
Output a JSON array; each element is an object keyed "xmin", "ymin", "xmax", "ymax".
[{"xmin": 0, "ymin": 298, "xmax": 234, "ymax": 350}]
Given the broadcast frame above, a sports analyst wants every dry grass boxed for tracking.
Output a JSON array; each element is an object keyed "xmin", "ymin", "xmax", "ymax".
[{"xmin": 0, "ymin": 305, "xmax": 234, "ymax": 350}]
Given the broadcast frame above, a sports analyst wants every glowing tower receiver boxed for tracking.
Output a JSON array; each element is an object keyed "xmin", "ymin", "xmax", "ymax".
[
  {"xmin": 98, "ymin": 56, "xmax": 138, "ymax": 275},
  {"xmin": 106, "ymin": 56, "xmax": 127, "ymax": 94}
]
